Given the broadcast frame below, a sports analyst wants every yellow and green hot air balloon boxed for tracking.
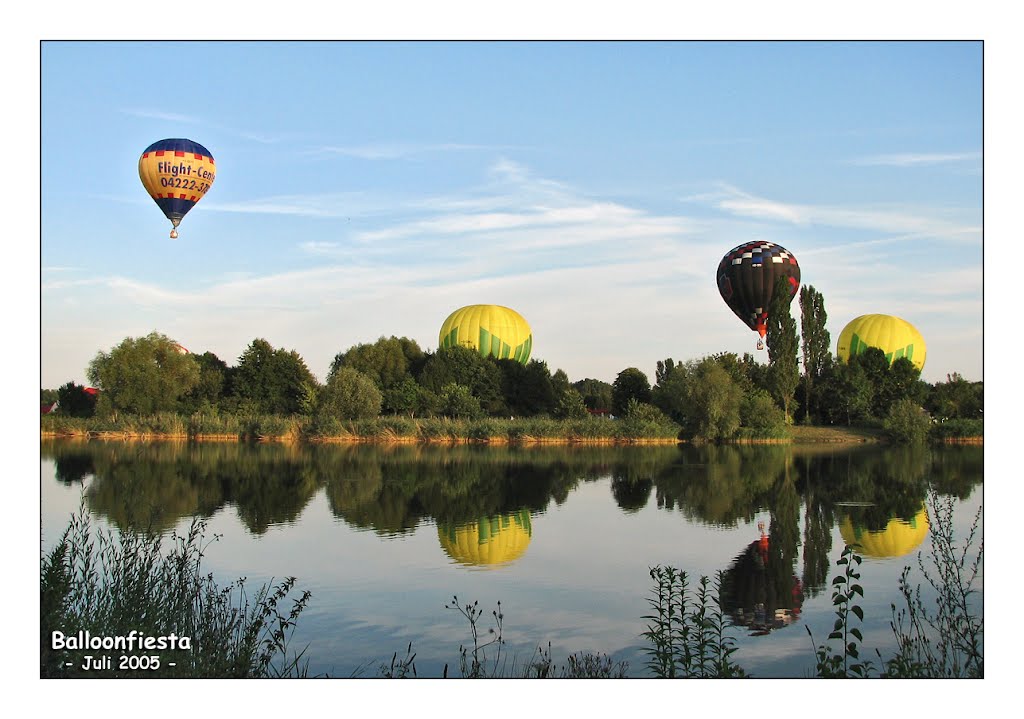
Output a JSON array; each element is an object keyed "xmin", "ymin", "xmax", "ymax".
[
  {"xmin": 438, "ymin": 304, "xmax": 533, "ymax": 364},
  {"xmin": 839, "ymin": 507, "xmax": 929, "ymax": 558},
  {"xmin": 437, "ymin": 510, "xmax": 532, "ymax": 568},
  {"xmin": 836, "ymin": 314, "xmax": 927, "ymax": 372}
]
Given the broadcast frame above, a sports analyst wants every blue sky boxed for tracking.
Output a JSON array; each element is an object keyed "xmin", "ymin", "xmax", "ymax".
[{"xmin": 40, "ymin": 40, "xmax": 982, "ymax": 388}]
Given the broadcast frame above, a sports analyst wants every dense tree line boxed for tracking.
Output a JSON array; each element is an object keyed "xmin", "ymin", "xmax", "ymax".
[{"xmin": 43, "ymin": 281, "xmax": 982, "ymax": 442}]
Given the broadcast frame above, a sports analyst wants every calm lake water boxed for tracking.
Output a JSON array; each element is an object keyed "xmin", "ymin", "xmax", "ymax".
[{"xmin": 40, "ymin": 438, "xmax": 983, "ymax": 678}]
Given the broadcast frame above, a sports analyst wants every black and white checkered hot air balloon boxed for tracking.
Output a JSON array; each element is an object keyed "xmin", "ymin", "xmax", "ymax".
[{"xmin": 716, "ymin": 241, "xmax": 801, "ymax": 349}]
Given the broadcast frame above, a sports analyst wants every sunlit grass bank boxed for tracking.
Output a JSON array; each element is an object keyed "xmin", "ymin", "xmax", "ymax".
[
  {"xmin": 42, "ymin": 412, "xmax": 981, "ymax": 444},
  {"xmin": 41, "ymin": 413, "xmax": 682, "ymax": 444}
]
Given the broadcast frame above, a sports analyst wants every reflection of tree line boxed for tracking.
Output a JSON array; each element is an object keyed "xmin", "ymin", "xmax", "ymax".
[
  {"xmin": 43, "ymin": 441, "xmax": 674, "ymax": 536},
  {"xmin": 43, "ymin": 441, "xmax": 981, "ymax": 592}
]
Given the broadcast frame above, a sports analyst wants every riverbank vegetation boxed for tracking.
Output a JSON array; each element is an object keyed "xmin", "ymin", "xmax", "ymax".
[
  {"xmin": 41, "ymin": 505, "xmax": 311, "ymax": 678},
  {"xmin": 42, "ymin": 284, "xmax": 981, "ymax": 444}
]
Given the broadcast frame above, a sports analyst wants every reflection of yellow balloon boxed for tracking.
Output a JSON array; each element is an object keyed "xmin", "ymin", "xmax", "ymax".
[
  {"xmin": 438, "ymin": 305, "xmax": 533, "ymax": 364},
  {"xmin": 836, "ymin": 314, "xmax": 926, "ymax": 372},
  {"xmin": 438, "ymin": 510, "xmax": 532, "ymax": 567},
  {"xmin": 840, "ymin": 508, "xmax": 929, "ymax": 558}
]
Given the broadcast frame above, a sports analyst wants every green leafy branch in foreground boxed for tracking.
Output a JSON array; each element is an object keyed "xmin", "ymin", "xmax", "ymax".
[
  {"xmin": 641, "ymin": 567, "xmax": 745, "ymax": 678},
  {"xmin": 883, "ymin": 494, "xmax": 983, "ymax": 678},
  {"xmin": 807, "ymin": 544, "xmax": 875, "ymax": 678}
]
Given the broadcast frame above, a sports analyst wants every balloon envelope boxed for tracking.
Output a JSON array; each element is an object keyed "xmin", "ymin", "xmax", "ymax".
[
  {"xmin": 840, "ymin": 508, "xmax": 929, "ymax": 558},
  {"xmin": 716, "ymin": 242, "xmax": 800, "ymax": 337},
  {"xmin": 437, "ymin": 510, "xmax": 532, "ymax": 567},
  {"xmin": 836, "ymin": 314, "xmax": 926, "ymax": 372},
  {"xmin": 438, "ymin": 304, "xmax": 533, "ymax": 364},
  {"xmin": 138, "ymin": 138, "xmax": 216, "ymax": 235}
]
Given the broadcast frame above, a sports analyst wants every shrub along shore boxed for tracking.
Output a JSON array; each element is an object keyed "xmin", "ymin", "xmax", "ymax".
[{"xmin": 40, "ymin": 413, "xmax": 980, "ymax": 445}]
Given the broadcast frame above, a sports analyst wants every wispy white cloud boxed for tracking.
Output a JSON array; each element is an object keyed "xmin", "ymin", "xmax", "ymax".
[
  {"xmin": 697, "ymin": 183, "xmax": 980, "ymax": 242},
  {"xmin": 204, "ymin": 192, "xmax": 370, "ymax": 218},
  {"xmin": 121, "ymin": 108, "xmax": 199, "ymax": 124},
  {"xmin": 850, "ymin": 151, "xmax": 981, "ymax": 167},
  {"xmin": 313, "ymin": 142, "xmax": 514, "ymax": 160}
]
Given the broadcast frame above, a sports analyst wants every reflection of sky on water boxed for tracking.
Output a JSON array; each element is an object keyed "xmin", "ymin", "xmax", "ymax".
[{"xmin": 40, "ymin": 450, "xmax": 983, "ymax": 679}]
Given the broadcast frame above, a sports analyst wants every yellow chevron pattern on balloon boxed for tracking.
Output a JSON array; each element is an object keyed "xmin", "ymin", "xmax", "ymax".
[
  {"xmin": 836, "ymin": 314, "xmax": 927, "ymax": 372},
  {"xmin": 438, "ymin": 304, "xmax": 533, "ymax": 364}
]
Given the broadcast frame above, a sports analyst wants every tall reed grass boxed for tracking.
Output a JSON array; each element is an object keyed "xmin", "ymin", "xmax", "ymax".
[
  {"xmin": 41, "ymin": 504, "xmax": 311, "ymax": 678},
  {"xmin": 43, "ymin": 412, "xmax": 681, "ymax": 443}
]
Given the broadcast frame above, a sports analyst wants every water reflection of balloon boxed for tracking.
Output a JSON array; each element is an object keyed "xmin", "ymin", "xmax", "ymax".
[
  {"xmin": 437, "ymin": 509, "xmax": 532, "ymax": 568},
  {"xmin": 438, "ymin": 305, "xmax": 533, "ymax": 364},
  {"xmin": 840, "ymin": 507, "xmax": 929, "ymax": 558},
  {"xmin": 720, "ymin": 522, "xmax": 803, "ymax": 635},
  {"xmin": 716, "ymin": 242, "xmax": 800, "ymax": 350},
  {"xmin": 138, "ymin": 138, "xmax": 216, "ymax": 239},
  {"xmin": 836, "ymin": 314, "xmax": 926, "ymax": 372}
]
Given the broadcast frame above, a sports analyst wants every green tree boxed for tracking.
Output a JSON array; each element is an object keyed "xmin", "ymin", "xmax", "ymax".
[
  {"xmin": 850, "ymin": 347, "xmax": 889, "ymax": 419},
  {"xmin": 440, "ymin": 382, "xmax": 484, "ymax": 419},
  {"xmin": 382, "ymin": 376, "xmax": 421, "ymax": 417},
  {"xmin": 318, "ymin": 366, "xmax": 382, "ymax": 420},
  {"xmin": 927, "ymin": 373, "xmax": 983, "ymax": 420},
  {"xmin": 883, "ymin": 398, "xmax": 932, "ymax": 443},
  {"xmin": 652, "ymin": 358, "xmax": 689, "ymax": 425},
  {"xmin": 740, "ymin": 352, "xmax": 771, "ymax": 396},
  {"xmin": 709, "ymin": 352, "xmax": 757, "ymax": 394},
  {"xmin": 612, "ymin": 367, "xmax": 652, "ymax": 417},
  {"xmin": 330, "ymin": 336, "xmax": 425, "ymax": 396},
  {"xmin": 56, "ymin": 382, "xmax": 97, "ymax": 418},
  {"xmin": 87, "ymin": 332, "xmax": 200, "ymax": 417},
  {"xmin": 552, "ymin": 369, "xmax": 588, "ymax": 419},
  {"xmin": 874, "ymin": 357, "xmax": 924, "ymax": 419},
  {"xmin": 766, "ymin": 278, "xmax": 800, "ymax": 423},
  {"xmin": 497, "ymin": 359, "xmax": 556, "ymax": 416},
  {"xmin": 554, "ymin": 386, "xmax": 589, "ymax": 419},
  {"xmin": 819, "ymin": 360, "xmax": 872, "ymax": 425},
  {"xmin": 685, "ymin": 359, "xmax": 742, "ymax": 441},
  {"xmin": 180, "ymin": 351, "xmax": 229, "ymax": 413},
  {"xmin": 799, "ymin": 285, "xmax": 832, "ymax": 423},
  {"xmin": 573, "ymin": 378, "xmax": 614, "ymax": 413},
  {"xmin": 229, "ymin": 339, "xmax": 319, "ymax": 415},
  {"xmin": 418, "ymin": 346, "xmax": 504, "ymax": 414},
  {"xmin": 740, "ymin": 388, "xmax": 786, "ymax": 435},
  {"xmin": 655, "ymin": 358, "xmax": 677, "ymax": 386},
  {"xmin": 550, "ymin": 368, "xmax": 572, "ymax": 402}
]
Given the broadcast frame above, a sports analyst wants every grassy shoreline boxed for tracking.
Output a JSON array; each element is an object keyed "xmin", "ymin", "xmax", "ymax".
[{"xmin": 40, "ymin": 415, "xmax": 981, "ymax": 445}]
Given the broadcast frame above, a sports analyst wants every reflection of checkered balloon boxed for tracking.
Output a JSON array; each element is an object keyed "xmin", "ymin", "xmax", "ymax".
[{"xmin": 716, "ymin": 242, "xmax": 801, "ymax": 337}]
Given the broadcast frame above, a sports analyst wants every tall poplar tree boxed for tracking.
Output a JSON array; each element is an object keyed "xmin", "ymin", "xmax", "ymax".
[
  {"xmin": 766, "ymin": 277, "xmax": 800, "ymax": 423},
  {"xmin": 799, "ymin": 285, "xmax": 832, "ymax": 422}
]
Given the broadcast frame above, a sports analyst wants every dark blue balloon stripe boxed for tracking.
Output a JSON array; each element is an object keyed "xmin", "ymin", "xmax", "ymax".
[
  {"xmin": 141, "ymin": 138, "xmax": 214, "ymax": 162},
  {"xmin": 153, "ymin": 196, "xmax": 198, "ymax": 222}
]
